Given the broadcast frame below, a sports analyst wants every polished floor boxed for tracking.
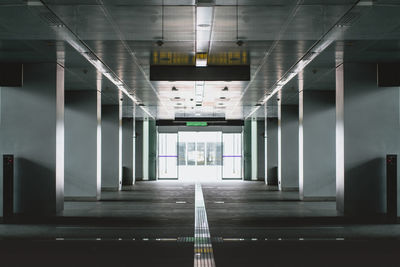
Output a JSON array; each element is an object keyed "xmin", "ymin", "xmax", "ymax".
[{"xmin": 0, "ymin": 181, "xmax": 400, "ymax": 266}]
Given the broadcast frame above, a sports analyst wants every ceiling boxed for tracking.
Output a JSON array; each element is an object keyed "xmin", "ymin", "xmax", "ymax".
[{"xmin": 0, "ymin": 0, "xmax": 400, "ymax": 119}]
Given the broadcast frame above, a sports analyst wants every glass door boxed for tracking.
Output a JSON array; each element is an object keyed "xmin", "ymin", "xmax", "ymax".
[
  {"xmin": 178, "ymin": 131, "xmax": 222, "ymax": 182},
  {"xmin": 158, "ymin": 133, "xmax": 178, "ymax": 179},
  {"xmin": 222, "ymin": 133, "xmax": 242, "ymax": 179}
]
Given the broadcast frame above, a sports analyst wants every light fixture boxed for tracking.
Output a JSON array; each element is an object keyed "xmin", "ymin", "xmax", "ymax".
[
  {"xmin": 156, "ymin": 40, "xmax": 164, "ymax": 47},
  {"xmin": 222, "ymin": 86, "xmax": 229, "ymax": 91},
  {"xmin": 236, "ymin": 40, "xmax": 244, "ymax": 47},
  {"xmin": 157, "ymin": 0, "xmax": 165, "ymax": 47},
  {"xmin": 172, "ymin": 86, "xmax": 178, "ymax": 91},
  {"xmin": 195, "ymin": 81, "xmax": 205, "ymax": 105},
  {"xmin": 195, "ymin": 2, "xmax": 214, "ymax": 67},
  {"xmin": 235, "ymin": 0, "xmax": 244, "ymax": 47}
]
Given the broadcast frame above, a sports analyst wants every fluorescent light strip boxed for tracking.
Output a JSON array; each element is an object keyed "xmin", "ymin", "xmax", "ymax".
[
  {"xmin": 195, "ymin": 82, "xmax": 205, "ymax": 104},
  {"xmin": 246, "ymin": 0, "xmax": 372, "ymax": 119},
  {"xmin": 27, "ymin": 1, "xmax": 154, "ymax": 119},
  {"xmin": 195, "ymin": 5, "xmax": 214, "ymax": 67}
]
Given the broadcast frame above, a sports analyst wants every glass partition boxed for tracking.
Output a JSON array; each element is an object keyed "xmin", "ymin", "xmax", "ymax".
[
  {"xmin": 222, "ymin": 133, "xmax": 242, "ymax": 179},
  {"xmin": 178, "ymin": 131, "xmax": 222, "ymax": 181},
  {"xmin": 158, "ymin": 133, "xmax": 178, "ymax": 179}
]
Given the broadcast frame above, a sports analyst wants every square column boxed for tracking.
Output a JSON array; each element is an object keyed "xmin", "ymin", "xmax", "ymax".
[
  {"xmin": 299, "ymin": 90, "xmax": 335, "ymax": 200},
  {"xmin": 135, "ymin": 119, "xmax": 143, "ymax": 180},
  {"xmin": 101, "ymin": 104, "xmax": 122, "ymax": 191},
  {"xmin": 266, "ymin": 118, "xmax": 279, "ymax": 186},
  {"xmin": 0, "ymin": 63, "xmax": 64, "ymax": 216},
  {"xmin": 243, "ymin": 118, "xmax": 252, "ymax": 180},
  {"xmin": 257, "ymin": 118, "xmax": 265, "ymax": 181},
  {"xmin": 278, "ymin": 104, "xmax": 299, "ymax": 191},
  {"xmin": 122, "ymin": 117, "xmax": 134, "ymax": 185},
  {"xmin": 336, "ymin": 63, "xmax": 400, "ymax": 216},
  {"xmin": 148, "ymin": 118, "xmax": 157, "ymax": 181},
  {"xmin": 65, "ymin": 90, "xmax": 101, "ymax": 200}
]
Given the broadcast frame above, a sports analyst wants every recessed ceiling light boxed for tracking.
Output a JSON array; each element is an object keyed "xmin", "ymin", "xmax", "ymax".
[
  {"xmin": 220, "ymin": 96, "xmax": 226, "ymax": 100},
  {"xmin": 174, "ymin": 96, "xmax": 181, "ymax": 100}
]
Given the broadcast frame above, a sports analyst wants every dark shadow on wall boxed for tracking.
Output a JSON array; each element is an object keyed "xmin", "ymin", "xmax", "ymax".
[
  {"xmin": 344, "ymin": 157, "xmax": 386, "ymax": 216},
  {"xmin": 14, "ymin": 157, "xmax": 56, "ymax": 216}
]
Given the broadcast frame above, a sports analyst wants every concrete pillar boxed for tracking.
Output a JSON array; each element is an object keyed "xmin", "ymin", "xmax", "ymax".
[
  {"xmin": 278, "ymin": 104, "xmax": 299, "ymax": 191},
  {"xmin": 65, "ymin": 90, "xmax": 101, "ymax": 200},
  {"xmin": 243, "ymin": 119, "xmax": 252, "ymax": 180},
  {"xmin": 143, "ymin": 117, "xmax": 149, "ymax": 180},
  {"xmin": 257, "ymin": 118, "xmax": 265, "ymax": 181},
  {"xmin": 251, "ymin": 117, "xmax": 258, "ymax": 181},
  {"xmin": 299, "ymin": 90, "xmax": 335, "ymax": 200},
  {"xmin": 150, "ymin": 119, "xmax": 157, "ymax": 180},
  {"xmin": 0, "ymin": 63, "xmax": 64, "ymax": 216},
  {"xmin": 101, "ymin": 104, "xmax": 122, "ymax": 191},
  {"xmin": 336, "ymin": 63, "xmax": 400, "ymax": 216},
  {"xmin": 266, "ymin": 118, "xmax": 279, "ymax": 186},
  {"xmin": 135, "ymin": 119, "xmax": 143, "ymax": 180},
  {"xmin": 122, "ymin": 117, "xmax": 134, "ymax": 185}
]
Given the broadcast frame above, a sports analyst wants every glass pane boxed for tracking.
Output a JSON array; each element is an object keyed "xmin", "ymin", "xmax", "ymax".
[
  {"xmin": 215, "ymin": 142, "xmax": 222, "ymax": 166},
  {"xmin": 222, "ymin": 133, "xmax": 242, "ymax": 179},
  {"xmin": 187, "ymin": 142, "xmax": 196, "ymax": 166},
  {"xmin": 206, "ymin": 142, "xmax": 216, "ymax": 166},
  {"xmin": 158, "ymin": 133, "xmax": 178, "ymax": 179},
  {"xmin": 197, "ymin": 143, "xmax": 205, "ymax": 165},
  {"xmin": 178, "ymin": 142, "xmax": 186, "ymax": 166}
]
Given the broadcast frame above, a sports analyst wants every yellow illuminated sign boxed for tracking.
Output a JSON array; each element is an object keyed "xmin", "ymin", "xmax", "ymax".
[{"xmin": 152, "ymin": 51, "xmax": 249, "ymax": 66}]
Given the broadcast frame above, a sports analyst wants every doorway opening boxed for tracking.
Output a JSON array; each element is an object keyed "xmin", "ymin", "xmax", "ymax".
[{"xmin": 158, "ymin": 131, "xmax": 242, "ymax": 181}]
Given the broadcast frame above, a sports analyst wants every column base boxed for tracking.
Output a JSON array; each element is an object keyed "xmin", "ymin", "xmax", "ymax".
[
  {"xmin": 101, "ymin": 187, "xmax": 119, "ymax": 192},
  {"xmin": 302, "ymin": 196, "xmax": 336, "ymax": 202},
  {"xmin": 64, "ymin": 196, "xmax": 98, "ymax": 201},
  {"xmin": 281, "ymin": 187, "xmax": 299, "ymax": 192}
]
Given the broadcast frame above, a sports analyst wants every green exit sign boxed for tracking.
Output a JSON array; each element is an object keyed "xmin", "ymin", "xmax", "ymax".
[{"xmin": 186, "ymin": 121, "xmax": 208, "ymax": 126}]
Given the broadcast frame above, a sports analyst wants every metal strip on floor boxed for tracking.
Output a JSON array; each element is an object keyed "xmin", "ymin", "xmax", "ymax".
[{"xmin": 194, "ymin": 183, "xmax": 216, "ymax": 267}]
